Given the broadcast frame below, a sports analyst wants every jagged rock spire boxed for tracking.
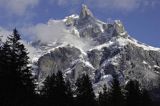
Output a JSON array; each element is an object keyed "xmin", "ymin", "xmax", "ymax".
[{"xmin": 80, "ymin": 4, "xmax": 93, "ymax": 19}]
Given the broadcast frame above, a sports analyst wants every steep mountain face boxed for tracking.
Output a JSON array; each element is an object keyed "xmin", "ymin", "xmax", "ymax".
[{"xmin": 31, "ymin": 5, "xmax": 160, "ymax": 93}]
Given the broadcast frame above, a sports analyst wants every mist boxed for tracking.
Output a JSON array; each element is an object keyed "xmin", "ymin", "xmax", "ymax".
[
  {"xmin": 0, "ymin": 27, "xmax": 11, "ymax": 42},
  {"xmin": 25, "ymin": 19, "xmax": 96, "ymax": 51}
]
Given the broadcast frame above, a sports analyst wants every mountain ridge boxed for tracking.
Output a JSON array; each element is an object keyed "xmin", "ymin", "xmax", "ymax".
[{"xmin": 30, "ymin": 5, "xmax": 160, "ymax": 95}]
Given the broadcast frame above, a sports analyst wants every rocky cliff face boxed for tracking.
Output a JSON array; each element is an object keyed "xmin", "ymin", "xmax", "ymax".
[{"xmin": 31, "ymin": 5, "xmax": 160, "ymax": 93}]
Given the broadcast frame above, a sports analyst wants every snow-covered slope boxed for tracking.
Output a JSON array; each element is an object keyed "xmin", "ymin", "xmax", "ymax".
[{"xmin": 29, "ymin": 5, "xmax": 160, "ymax": 93}]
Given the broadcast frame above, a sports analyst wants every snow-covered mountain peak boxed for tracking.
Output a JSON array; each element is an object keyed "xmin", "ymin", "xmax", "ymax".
[
  {"xmin": 28, "ymin": 5, "xmax": 160, "ymax": 96},
  {"xmin": 80, "ymin": 4, "xmax": 94, "ymax": 19}
]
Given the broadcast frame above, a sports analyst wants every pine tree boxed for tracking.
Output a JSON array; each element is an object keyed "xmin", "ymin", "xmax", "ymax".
[
  {"xmin": 65, "ymin": 80, "xmax": 74, "ymax": 106},
  {"xmin": 55, "ymin": 71, "xmax": 68, "ymax": 106},
  {"xmin": 41, "ymin": 71, "xmax": 74, "ymax": 106},
  {"xmin": 109, "ymin": 75, "xmax": 125, "ymax": 106},
  {"xmin": 75, "ymin": 74, "xmax": 96, "ymax": 106},
  {"xmin": 141, "ymin": 88, "xmax": 152, "ymax": 106},
  {"xmin": 0, "ymin": 29, "xmax": 35, "ymax": 105},
  {"xmin": 153, "ymin": 77, "xmax": 160, "ymax": 106},
  {"xmin": 125, "ymin": 80, "xmax": 142, "ymax": 106},
  {"xmin": 41, "ymin": 73, "xmax": 56, "ymax": 105},
  {"xmin": 98, "ymin": 85, "xmax": 109, "ymax": 106}
]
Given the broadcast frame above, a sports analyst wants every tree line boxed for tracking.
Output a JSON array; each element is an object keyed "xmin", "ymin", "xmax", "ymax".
[{"xmin": 0, "ymin": 29, "xmax": 158, "ymax": 106}]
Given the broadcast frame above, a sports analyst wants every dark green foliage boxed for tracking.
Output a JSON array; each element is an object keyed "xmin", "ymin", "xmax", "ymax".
[
  {"xmin": 98, "ymin": 85, "xmax": 109, "ymax": 106},
  {"xmin": 98, "ymin": 78, "xmax": 153, "ymax": 106},
  {"xmin": 65, "ymin": 80, "xmax": 74, "ymax": 106},
  {"xmin": 0, "ymin": 29, "xmax": 35, "ymax": 106},
  {"xmin": 141, "ymin": 88, "xmax": 152, "ymax": 106},
  {"xmin": 55, "ymin": 71, "xmax": 70, "ymax": 106},
  {"xmin": 41, "ymin": 71, "xmax": 74, "ymax": 106},
  {"xmin": 109, "ymin": 75, "xmax": 125, "ymax": 106},
  {"xmin": 75, "ymin": 74, "xmax": 97, "ymax": 106},
  {"xmin": 152, "ymin": 77, "xmax": 160, "ymax": 106},
  {"xmin": 41, "ymin": 73, "xmax": 56, "ymax": 105},
  {"xmin": 125, "ymin": 80, "xmax": 153, "ymax": 106},
  {"xmin": 125, "ymin": 80, "xmax": 142, "ymax": 106}
]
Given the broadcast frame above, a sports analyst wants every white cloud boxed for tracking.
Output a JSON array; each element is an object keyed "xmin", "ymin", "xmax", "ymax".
[
  {"xmin": 49, "ymin": 0, "xmax": 160, "ymax": 12},
  {"xmin": 0, "ymin": 27, "xmax": 37, "ymax": 58},
  {"xmin": 23, "ymin": 19, "xmax": 95, "ymax": 51},
  {"xmin": 0, "ymin": 0, "xmax": 39, "ymax": 16},
  {"xmin": 25, "ymin": 20, "xmax": 67, "ymax": 43},
  {"xmin": 0, "ymin": 0, "xmax": 158, "ymax": 16},
  {"xmin": 0, "ymin": 27, "xmax": 11, "ymax": 41},
  {"xmin": 20, "ymin": 40, "xmax": 38, "ymax": 58},
  {"xmin": 87, "ymin": 0, "xmax": 140, "ymax": 11},
  {"xmin": 87, "ymin": 0, "xmax": 160, "ymax": 11},
  {"xmin": 49, "ymin": 0, "xmax": 80, "ymax": 6}
]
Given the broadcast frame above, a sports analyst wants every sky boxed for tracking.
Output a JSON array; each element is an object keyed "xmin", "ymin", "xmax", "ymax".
[{"xmin": 0, "ymin": 0, "xmax": 160, "ymax": 47}]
